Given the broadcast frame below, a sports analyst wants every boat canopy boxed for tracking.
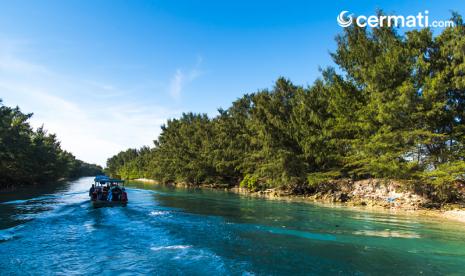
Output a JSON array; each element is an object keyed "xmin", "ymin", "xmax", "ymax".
[
  {"xmin": 94, "ymin": 175, "xmax": 110, "ymax": 182},
  {"xmin": 94, "ymin": 175, "xmax": 125, "ymax": 184}
]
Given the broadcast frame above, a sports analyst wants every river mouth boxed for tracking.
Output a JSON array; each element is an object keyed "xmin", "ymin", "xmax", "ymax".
[{"xmin": 1, "ymin": 177, "xmax": 465, "ymax": 275}]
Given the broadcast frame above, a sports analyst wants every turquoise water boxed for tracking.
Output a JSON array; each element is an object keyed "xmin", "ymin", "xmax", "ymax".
[{"xmin": 1, "ymin": 177, "xmax": 465, "ymax": 275}]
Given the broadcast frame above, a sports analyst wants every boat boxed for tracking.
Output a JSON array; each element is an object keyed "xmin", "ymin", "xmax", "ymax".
[{"xmin": 89, "ymin": 175, "xmax": 128, "ymax": 207}]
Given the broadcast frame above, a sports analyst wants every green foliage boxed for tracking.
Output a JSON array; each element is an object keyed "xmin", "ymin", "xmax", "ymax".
[
  {"xmin": 106, "ymin": 16, "xmax": 465, "ymax": 202},
  {"xmin": 416, "ymin": 161, "xmax": 465, "ymax": 203},
  {"xmin": 0, "ymin": 99, "xmax": 102, "ymax": 188},
  {"xmin": 239, "ymin": 174, "xmax": 259, "ymax": 191},
  {"xmin": 420, "ymin": 161, "xmax": 465, "ymax": 187},
  {"xmin": 307, "ymin": 171, "xmax": 341, "ymax": 187}
]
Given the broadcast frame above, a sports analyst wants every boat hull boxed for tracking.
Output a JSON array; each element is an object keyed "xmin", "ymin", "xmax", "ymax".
[{"xmin": 91, "ymin": 200, "xmax": 127, "ymax": 208}]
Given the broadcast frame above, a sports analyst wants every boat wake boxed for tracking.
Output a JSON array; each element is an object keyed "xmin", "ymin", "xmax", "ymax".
[{"xmin": 0, "ymin": 178, "xmax": 237, "ymax": 275}]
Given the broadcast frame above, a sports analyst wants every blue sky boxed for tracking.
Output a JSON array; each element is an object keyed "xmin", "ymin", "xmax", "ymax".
[{"xmin": 1, "ymin": 0, "xmax": 463, "ymax": 166}]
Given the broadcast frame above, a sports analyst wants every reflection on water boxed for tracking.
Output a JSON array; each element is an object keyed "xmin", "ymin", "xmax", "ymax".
[
  {"xmin": 1, "ymin": 177, "xmax": 465, "ymax": 275},
  {"xmin": 353, "ymin": 230, "xmax": 421, "ymax": 239}
]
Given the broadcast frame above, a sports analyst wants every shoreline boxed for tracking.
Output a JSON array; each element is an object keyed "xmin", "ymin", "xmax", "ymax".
[{"xmin": 131, "ymin": 178, "xmax": 465, "ymax": 224}]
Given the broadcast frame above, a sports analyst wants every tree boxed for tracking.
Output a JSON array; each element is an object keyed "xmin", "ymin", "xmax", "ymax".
[
  {"xmin": 106, "ymin": 14, "xmax": 465, "ymax": 203},
  {"xmin": 0, "ymin": 99, "xmax": 102, "ymax": 188}
]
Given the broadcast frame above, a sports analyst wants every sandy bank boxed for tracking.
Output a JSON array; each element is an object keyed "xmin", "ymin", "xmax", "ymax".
[
  {"xmin": 442, "ymin": 210, "xmax": 465, "ymax": 223},
  {"xmin": 132, "ymin": 178, "xmax": 158, "ymax": 183}
]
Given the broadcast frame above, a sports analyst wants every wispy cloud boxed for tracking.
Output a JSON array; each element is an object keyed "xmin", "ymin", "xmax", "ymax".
[
  {"xmin": 169, "ymin": 56, "xmax": 203, "ymax": 100},
  {"xmin": 0, "ymin": 37, "xmax": 182, "ymax": 166},
  {"xmin": 169, "ymin": 69, "xmax": 184, "ymax": 100}
]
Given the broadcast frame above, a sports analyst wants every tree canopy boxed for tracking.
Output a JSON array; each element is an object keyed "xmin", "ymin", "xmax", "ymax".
[
  {"xmin": 107, "ymin": 15, "xmax": 465, "ymax": 202},
  {"xmin": 0, "ymin": 99, "xmax": 102, "ymax": 188}
]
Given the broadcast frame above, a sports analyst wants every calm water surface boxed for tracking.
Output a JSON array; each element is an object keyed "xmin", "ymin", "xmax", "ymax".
[{"xmin": 1, "ymin": 177, "xmax": 465, "ymax": 275}]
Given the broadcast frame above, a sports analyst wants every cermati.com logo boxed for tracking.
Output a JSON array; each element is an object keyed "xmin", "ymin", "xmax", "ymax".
[
  {"xmin": 337, "ymin": 11, "xmax": 353, "ymax": 27},
  {"xmin": 337, "ymin": 10, "xmax": 455, "ymax": 28}
]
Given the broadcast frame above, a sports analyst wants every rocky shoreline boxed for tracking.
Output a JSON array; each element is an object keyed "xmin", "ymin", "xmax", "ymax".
[{"xmin": 132, "ymin": 178, "xmax": 465, "ymax": 224}]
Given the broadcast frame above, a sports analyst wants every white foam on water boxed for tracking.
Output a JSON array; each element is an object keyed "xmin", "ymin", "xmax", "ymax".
[
  {"xmin": 84, "ymin": 222, "xmax": 96, "ymax": 232},
  {"xmin": 0, "ymin": 225, "xmax": 25, "ymax": 241},
  {"xmin": 149, "ymin": 210, "xmax": 170, "ymax": 216},
  {"xmin": 150, "ymin": 245, "xmax": 192, "ymax": 251}
]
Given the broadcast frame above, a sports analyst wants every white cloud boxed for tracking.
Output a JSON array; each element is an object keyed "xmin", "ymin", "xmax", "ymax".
[
  {"xmin": 169, "ymin": 69, "xmax": 184, "ymax": 100},
  {"xmin": 169, "ymin": 56, "xmax": 203, "ymax": 100},
  {"xmin": 0, "ymin": 38, "xmax": 182, "ymax": 166}
]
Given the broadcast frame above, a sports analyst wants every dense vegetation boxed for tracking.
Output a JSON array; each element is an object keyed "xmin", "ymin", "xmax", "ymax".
[
  {"xmin": 107, "ymin": 15, "xmax": 465, "ymax": 202},
  {"xmin": 0, "ymin": 100, "xmax": 102, "ymax": 189}
]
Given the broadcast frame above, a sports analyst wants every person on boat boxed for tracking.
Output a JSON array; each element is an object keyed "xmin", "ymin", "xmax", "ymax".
[
  {"xmin": 121, "ymin": 188, "xmax": 128, "ymax": 202},
  {"xmin": 112, "ymin": 186, "xmax": 121, "ymax": 201},
  {"xmin": 102, "ymin": 186, "xmax": 109, "ymax": 200},
  {"xmin": 107, "ymin": 186, "xmax": 113, "ymax": 201},
  {"xmin": 89, "ymin": 184, "xmax": 95, "ymax": 197},
  {"xmin": 90, "ymin": 187, "xmax": 98, "ymax": 201},
  {"xmin": 96, "ymin": 186, "xmax": 103, "ymax": 200}
]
